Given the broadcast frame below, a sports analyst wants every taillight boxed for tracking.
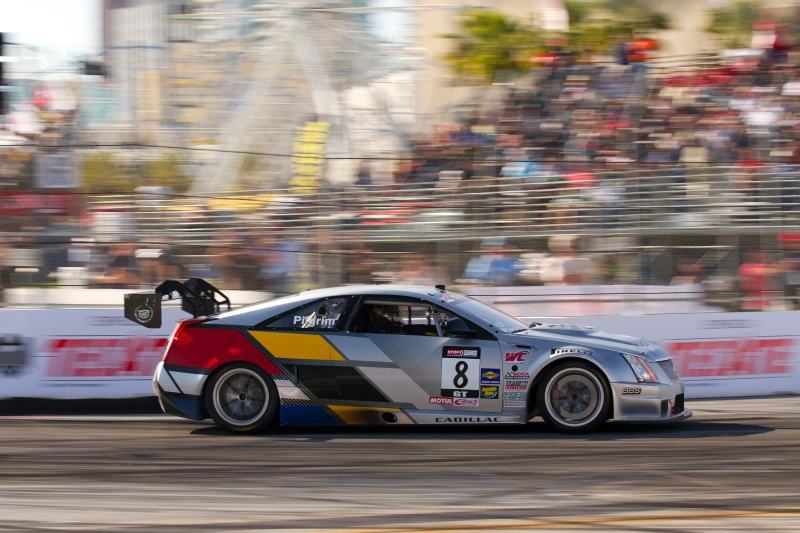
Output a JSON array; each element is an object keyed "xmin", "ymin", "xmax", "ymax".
[{"xmin": 162, "ymin": 317, "xmax": 207, "ymax": 361}]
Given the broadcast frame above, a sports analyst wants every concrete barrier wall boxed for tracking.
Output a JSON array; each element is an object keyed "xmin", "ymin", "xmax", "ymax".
[
  {"xmin": 2, "ymin": 306, "xmax": 798, "ymax": 400},
  {"xmin": 522, "ymin": 312, "xmax": 800, "ymax": 399}
]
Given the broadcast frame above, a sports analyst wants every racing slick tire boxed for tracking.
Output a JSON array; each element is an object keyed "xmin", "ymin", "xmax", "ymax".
[
  {"xmin": 204, "ymin": 363, "xmax": 279, "ymax": 433},
  {"xmin": 537, "ymin": 361, "xmax": 611, "ymax": 433}
]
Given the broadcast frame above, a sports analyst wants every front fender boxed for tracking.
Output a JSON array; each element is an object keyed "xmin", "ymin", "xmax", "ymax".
[
  {"xmin": 528, "ymin": 345, "xmax": 634, "ymax": 385},
  {"xmin": 497, "ymin": 340, "xmax": 635, "ymax": 417}
]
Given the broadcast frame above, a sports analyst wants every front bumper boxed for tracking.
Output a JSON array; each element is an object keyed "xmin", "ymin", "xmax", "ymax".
[
  {"xmin": 153, "ymin": 361, "xmax": 208, "ymax": 420},
  {"xmin": 609, "ymin": 379, "xmax": 692, "ymax": 423}
]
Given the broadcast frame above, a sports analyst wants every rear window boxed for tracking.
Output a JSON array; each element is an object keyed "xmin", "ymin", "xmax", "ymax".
[{"xmin": 261, "ymin": 297, "xmax": 351, "ymax": 331}]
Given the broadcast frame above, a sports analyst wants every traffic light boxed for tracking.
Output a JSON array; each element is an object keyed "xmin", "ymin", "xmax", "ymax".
[{"xmin": 82, "ymin": 60, "xmax": 105, "ymax": 77}]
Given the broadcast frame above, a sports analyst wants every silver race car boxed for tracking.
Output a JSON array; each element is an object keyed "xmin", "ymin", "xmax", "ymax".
[{"xmin": 126, "ymin": 282, "xmax": 691, "ymax": 433}]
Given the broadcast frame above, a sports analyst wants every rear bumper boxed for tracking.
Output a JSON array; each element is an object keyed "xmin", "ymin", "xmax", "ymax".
[
  {"xmin": 152, "ymin": 361, "xmax": 208, "ymax": 420},
  {"xmin": 609, "ymin": 380, "xmax": 691, "ymax": 423}
]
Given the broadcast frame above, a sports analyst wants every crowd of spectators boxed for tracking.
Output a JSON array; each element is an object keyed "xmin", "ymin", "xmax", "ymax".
[
  {"xmin": 398, "ymin": 35, "xmax": 800, "ymax": 185},
  {"xmin": 5, "ymin": 34, "xmax": 800, "ymax": 311}
]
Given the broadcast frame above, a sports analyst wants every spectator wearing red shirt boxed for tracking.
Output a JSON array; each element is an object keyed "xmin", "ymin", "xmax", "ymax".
[{"xmin": 738, "ymin": 250, "xmax": 781, "ymax": 311}]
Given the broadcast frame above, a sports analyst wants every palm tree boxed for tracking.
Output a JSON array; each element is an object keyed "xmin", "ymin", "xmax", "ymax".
[
  {"xmin": 705, "ymin": 0, "xmax": 761, "ymax": 49},
  {"xmin": 443, "ymin": 10, "xmax": 541, "ymax": 84},
  {"xmin": 564, "ymin": 0, "xmax": 670, "ymax": 57}
]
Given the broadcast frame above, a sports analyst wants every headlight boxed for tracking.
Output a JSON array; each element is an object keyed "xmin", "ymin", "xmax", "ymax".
[{"xmin": 621, "ymin": 353, "xmax": 658, "ymax": 383}]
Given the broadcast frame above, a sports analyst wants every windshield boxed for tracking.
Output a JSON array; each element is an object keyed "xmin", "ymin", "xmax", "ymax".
[{"xmin": 450, "ymin": 296, "xmax": 528, "ymax": 334}]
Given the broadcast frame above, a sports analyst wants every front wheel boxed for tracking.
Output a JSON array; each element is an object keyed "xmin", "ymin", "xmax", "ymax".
[
  {"xmin": 537, "ymin": 362, "xmax": 611, "ymax": 433},
  {"xmin": 205, "ymin": 363, "xmax": 278, "ymax": 433}
]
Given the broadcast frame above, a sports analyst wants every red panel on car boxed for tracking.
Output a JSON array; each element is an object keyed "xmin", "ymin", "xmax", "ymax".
[{"xmin": 164, "ymin": 325, "xmax": 281, "ymax": 376}]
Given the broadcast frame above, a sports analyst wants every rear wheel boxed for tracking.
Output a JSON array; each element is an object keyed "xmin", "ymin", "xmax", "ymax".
[
  {"xmin": 537, "ymin": 362, "xmax": 610, "ymax": 433},
  {"xmin": 205, "ymin": 363, "xmax": 278, "ymax": 433}
]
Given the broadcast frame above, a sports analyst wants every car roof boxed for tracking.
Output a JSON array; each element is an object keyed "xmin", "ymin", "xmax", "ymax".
[
  {"xmin": 294, "ymin": 284, "xmax": 448, "ymax": 299},
  {"xmin": 213, "ymin": 284, "xmax": 452, "ymax": 325}
]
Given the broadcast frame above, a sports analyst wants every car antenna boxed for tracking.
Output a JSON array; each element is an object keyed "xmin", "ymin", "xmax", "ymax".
[{"xmin": 435, "ymin": 284, "xmax": 446, "ymax": 291}]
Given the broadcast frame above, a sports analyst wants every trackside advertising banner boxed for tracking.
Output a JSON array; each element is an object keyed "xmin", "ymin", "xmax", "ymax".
[
  {"xmin": 0, "ymin": 308, "xmax": 185, "ymax": 399},
  {"xmin": 1, "ymin": 308, "xmax": 799, "ymax": 400},
  {"xmin": 523, "ymin": 312, "xmax": 800, "ymax": 399}
]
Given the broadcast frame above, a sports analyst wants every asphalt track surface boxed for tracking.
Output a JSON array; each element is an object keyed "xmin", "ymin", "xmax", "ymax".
[{"xmin": 0, "ymin": 398, "xmax": 799, "ymax": 532}]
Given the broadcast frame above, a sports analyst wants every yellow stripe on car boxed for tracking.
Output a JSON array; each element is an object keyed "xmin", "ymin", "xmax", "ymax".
[
  {"xmin": 327, "ymin": 405, "xmax": 407, "ymax": 425},
  {"xmin": 248, "ymin": 331, "xmax": 344, "ymax": 361}
]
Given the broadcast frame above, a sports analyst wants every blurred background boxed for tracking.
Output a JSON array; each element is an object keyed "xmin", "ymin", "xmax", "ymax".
[{"xmin": 3, "ymin": 0, "xmax": 800, "ymax": 316}]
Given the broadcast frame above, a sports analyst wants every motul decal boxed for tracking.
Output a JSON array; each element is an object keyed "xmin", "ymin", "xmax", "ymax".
[{"xmin": 428, "ymin": 396, "xmax": 479, "ymax": 407}]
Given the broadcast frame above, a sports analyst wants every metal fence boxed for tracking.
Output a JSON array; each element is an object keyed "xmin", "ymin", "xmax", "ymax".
[
  {"xmin": 3, "ymin": 159, "xmax": 800, "ymax": 313},
  {"xmin": 73, "ymin": 164, "xmax": 800, "ymax": 244}
]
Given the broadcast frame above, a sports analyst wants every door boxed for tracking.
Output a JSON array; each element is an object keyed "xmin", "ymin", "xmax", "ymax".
[{"xmin": 330, "ymin": 296, "xmax": 503, "ymax": 413}]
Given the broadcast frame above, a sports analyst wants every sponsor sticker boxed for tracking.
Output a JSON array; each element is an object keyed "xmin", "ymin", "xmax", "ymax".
[
  {"xmin": 293, "ymin": 315, "xmax": 336, "ymax": 328},
  {"xmin": 441, "ymin": 346, "xmax": 481, "ymax": 399},
  {"xmin": 504, "ymin": 391, "xmax": 525, "ymax": 408},
  {"xmin": 428, "ymin": 396, "xmax": 480, "ymax": 408},
  {"xmin": 435, "ymin": 416, "xmax": 501, "ymax": 423},
  {"xmin": 504, "ymin": 379, "xmax": 527, "ymax": 391},
  {"xmin": 480, "ymin": 368, "xmax": 500, "ymax": 385},
  {"xmin": 551, "ymin": 347, "xmax": 593, "ymax": 356},
  {"xmin": 442, "ymin": 347, "xmax": 481, "ymax": 358},
  {"xmin": 504, "ymin": 370, "xmax": 530, "ymax": 380},
  {"xmin": 480, "ymin": 385, "xmax": 499, "ymax": 399},
  {"xmin": 504, "ymin": 350, "xmax": 528, "ymax": 363}
]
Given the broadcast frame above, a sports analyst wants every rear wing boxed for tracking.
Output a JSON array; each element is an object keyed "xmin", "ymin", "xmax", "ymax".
[{"xmin": 124, "ymin": 278, "xmax": 231, "ymax": 329}]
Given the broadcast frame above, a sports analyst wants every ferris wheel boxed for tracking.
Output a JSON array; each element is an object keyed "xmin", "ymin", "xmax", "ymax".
[{"xmin": 168, "ymin": 0, "xmax": 420, "ymax": 194}]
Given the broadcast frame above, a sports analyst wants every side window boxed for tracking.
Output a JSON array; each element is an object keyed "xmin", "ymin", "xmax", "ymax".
[
  {"xmin": 262, "ymin": 297, "xmax": 350, "ymax": 331},
  {"xmin": 351, "ymin": 298, "xmax": 459, "ymax": 336}
]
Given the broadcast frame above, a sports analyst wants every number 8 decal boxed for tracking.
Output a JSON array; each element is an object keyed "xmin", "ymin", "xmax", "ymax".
[{"xmin": 453, "ymin": 360, "xmax": 469, "ymax": 388}]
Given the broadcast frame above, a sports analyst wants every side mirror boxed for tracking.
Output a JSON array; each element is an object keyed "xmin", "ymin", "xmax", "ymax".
[{"xmin": 444, "ymin": 317, "xmax": 475, "ymax": 338}]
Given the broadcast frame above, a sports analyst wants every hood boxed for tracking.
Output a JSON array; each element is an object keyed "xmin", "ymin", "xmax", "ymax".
[{"xmin": 511, "ymin": 323, "xmax": 653, "ymax": 355}]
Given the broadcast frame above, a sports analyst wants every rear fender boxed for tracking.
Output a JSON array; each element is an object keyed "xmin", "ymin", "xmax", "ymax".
[{"xmin": 164, "ymin": 325, "xmax": 281, "ymax": 377}]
